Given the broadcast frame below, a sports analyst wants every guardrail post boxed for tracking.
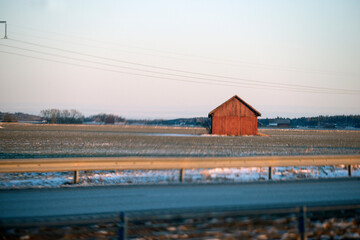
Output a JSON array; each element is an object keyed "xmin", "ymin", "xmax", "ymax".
[
  {"xmin": 74, "ymin": 170, "xmax": 79, "ymax": 184},
  {"xmin": 298, "ymin": 206, "xmax": 307, "ymax": 240},
  {"xmin": 268, "ymin": 167, "xmax": 273, "ymax": 180},
  {"xmin": 348, "ymin": 165, "xmax": 352, "ymax": 177},
  {"xmin": 118, "ymin": 212, "xmax": 127, "ymax": 240},
  {"xmin": 180, "ymin": 169, "xmax": 185, "ymax": 183}
]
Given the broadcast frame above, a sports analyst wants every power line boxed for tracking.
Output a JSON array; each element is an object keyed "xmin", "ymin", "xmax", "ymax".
[
  {"xmin": 2, "ymin": 43, "xmax": 352, "ymax": 94},
  {"xmin": 2, "ymin": 49, "xmax": 359, "ymax": 95},
  {"xmin": 0, "ymin": 43, "xmax": 265, "ymax": 88},
  {"xmin": 9, "ymin": 24, "xmax": 358, "ymax": 77},
  {"xmin": 0, "ymin": 49, "xmax": 237, "ymax": 87},
  {"xmin": 6, "ymin": 38, "xmax": 360, "ymax": 94},
  {"xmin": 8, "ymin": 30, "xmax": 195, "ymax": 64}
]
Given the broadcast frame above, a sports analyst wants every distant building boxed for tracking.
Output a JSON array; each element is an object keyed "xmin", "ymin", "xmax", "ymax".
[
  {"xmin": 208, "ymin": 95, "xmax": 261, "ymax": 136},
  {"xmin": 318, "ymin": 122, "xmax": 336, "ymax": 129},
  {"xmin": 269, "ymin": 119, "xmax": 291, "ymax": 128}
]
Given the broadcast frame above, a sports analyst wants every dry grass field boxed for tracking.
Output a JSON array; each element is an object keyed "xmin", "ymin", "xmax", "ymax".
[{"xmin": 0, "ymin": 123, "xmax": 359, "ymax": 159}]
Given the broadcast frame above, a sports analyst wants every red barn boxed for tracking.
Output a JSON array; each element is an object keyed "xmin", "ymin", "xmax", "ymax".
[{"xmin": 208, "ymin": 95, "xmax": 261, "ymax": 136}]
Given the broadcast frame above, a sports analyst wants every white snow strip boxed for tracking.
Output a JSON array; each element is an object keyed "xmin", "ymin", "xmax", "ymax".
[{"xmin": 0, "ymin": 166, "xmax": 359, "ymax": 189}]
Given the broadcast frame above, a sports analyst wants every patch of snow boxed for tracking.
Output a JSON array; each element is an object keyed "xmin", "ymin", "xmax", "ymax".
[{"xmin": 0, "ymin": 166, "xmax": 359, "ymax": 189}]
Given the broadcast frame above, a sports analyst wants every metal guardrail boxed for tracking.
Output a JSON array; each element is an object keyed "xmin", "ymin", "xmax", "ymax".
[
  {"xmin": 1, "ymin": 202, "xmax": 360, "ymax": 240},
  {"xmin": 0, "ymin": 155, "xmax": 359, "ymax": 183}
]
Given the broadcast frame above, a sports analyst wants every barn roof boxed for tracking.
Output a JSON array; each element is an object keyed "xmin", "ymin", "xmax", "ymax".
[{"xmin": 208, "ymin": 95, "xmax": 261, "ymax": 117}]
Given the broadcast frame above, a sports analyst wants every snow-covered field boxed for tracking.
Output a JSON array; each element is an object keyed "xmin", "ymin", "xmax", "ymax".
[
  {"xmin": 1, "ymin": 165, "xmax": 359, "ymax": 189},
  {"xmin": 1, "ymin": 124, "xmax": 359, "ymax": 188},
  {"xmin": 1, "ymin": 124, "xmax": 360, "ymax": 158}
]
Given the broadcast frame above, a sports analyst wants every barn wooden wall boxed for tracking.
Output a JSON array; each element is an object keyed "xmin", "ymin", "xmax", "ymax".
[{"xmin": 210, "ymin": 97, "xmax": 258, "ymax": 136}]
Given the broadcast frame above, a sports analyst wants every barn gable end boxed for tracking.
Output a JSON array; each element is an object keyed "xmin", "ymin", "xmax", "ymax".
[{"xmin": 208, "ymin": 95, "xmax": 261, "ymax": 136}]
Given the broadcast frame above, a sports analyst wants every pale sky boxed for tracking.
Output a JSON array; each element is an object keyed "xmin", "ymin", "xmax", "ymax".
[{"xmin": 0, "ymin": 0, "xmax": 359, "ymax": 119}]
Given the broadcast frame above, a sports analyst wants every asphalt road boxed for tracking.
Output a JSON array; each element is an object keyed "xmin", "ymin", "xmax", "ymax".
[{"xmin": 1, "ymin": 178, "xmax": 360, "ymax": 219}]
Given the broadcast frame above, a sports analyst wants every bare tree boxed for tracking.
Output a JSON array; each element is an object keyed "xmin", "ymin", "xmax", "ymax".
[
  {"xmin": 2, "ymin": 113, "xmax": 18, "ymax": 122},
  {"xmin": 40, "ymin": 109, "xmax": 84, "ymax": 124}
]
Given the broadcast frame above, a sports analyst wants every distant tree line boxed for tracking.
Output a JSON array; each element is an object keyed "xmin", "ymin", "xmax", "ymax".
[
  {"xmin": 3, "ymin": 110, "xmax": 359, "ymax": 129},
  {"xmin": 0, "ymin": 113, "xmax": 18, "ymax": 122},
  {"xmin": 39, "ymin": 110, "xmax": 127, "ymax": 125},
  {"xmin": 84, "ymin": 113, "xmax": 126, "ymax": 124},
  {"xmin": 258, "ymin": 115, "xmax": 360, "ymax": 128},
  {"xmin": 40, "ymin": 109, "xmax": 84, "ymax": 124},
  {"xmin": 126, "ymin": 117, "xmax": 210, "ymax": 128},
  {"xmin": 291, "ymin": 115, "xmax": 360, "ymax": 128},
  {"xmin": 0, "ymin": 112, "xmax": 42, "ymax": 122}
]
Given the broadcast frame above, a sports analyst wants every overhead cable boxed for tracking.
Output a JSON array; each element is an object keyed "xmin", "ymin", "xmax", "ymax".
[
  {"xmin": 7, "ymin": 38, "xmax": 359, "ymax": 94},
  {"xmin": 2, "ymin": 49, "xmax": 354, "ymax": 95}
]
